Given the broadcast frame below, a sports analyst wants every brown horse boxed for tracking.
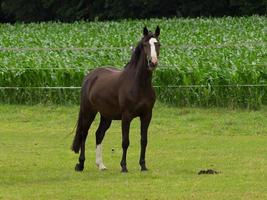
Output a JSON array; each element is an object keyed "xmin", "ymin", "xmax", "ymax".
[{"xmin": 72, "ymin": 26, "xmax": 160, "ymax": 172}]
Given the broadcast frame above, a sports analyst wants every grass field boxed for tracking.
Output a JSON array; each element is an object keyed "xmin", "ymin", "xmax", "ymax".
[{"xmin": 0, "ymin": 104, "xmax": 266, "ymax": 199}]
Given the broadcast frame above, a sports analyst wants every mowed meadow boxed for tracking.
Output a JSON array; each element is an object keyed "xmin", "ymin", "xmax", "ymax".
[
  {"xmin": 0, "ymin": 103, "xmax": 267, "ymax": 200},
  {"xmin": 0, "ymin": 16, "xmax": 266, "ymax": 108}
]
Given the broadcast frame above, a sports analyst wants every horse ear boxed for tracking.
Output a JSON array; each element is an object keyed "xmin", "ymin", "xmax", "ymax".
[
  {"xmin": 143, "ymin": 26, "xmax": 149, "ymax": 36},
  {"xmin": 155, "ymin": 26, "xmax": 160, "ymax": 37}
]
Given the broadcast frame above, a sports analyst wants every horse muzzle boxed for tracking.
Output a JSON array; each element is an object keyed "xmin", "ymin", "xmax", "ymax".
[{"xmin": 147, "ymin": 58, "xmax": 158, "ymax": 71}]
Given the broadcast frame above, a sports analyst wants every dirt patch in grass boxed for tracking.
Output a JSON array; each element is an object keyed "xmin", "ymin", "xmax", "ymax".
[{"xmin": 198, "ymin": 169, "xmax": 221, "ymax": 175}]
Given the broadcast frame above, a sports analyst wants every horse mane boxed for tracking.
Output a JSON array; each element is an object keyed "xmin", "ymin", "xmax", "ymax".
[
  {"xmin": 124, "ymin": 32, "xmax": 154, "ymax": 69},
  {"xmin": 129, "ymin": 42, "xmax": 143, "ymax": 64},
  {"xmin": 123, "ymin": 41, "xmax": 142, "ymax": 69}
]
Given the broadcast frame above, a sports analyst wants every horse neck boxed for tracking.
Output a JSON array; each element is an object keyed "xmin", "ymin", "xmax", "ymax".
[{"xmin": 125, "ymin": 48, "xmax": 153, "ymax": 88}]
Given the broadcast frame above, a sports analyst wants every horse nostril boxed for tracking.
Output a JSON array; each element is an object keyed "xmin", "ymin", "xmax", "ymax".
[
  {"xmin": 147, "ymin": 57, "xmax": 157, "ymax": 67},
  {"xmin": 151, "ymin": 58, "xmax": 158, "ymax": 65}
]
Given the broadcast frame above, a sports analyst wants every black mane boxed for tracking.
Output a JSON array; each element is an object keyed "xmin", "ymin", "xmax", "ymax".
[{"xmin": 125, "ymin": 32, "xmax": 155, "ymax": 68}]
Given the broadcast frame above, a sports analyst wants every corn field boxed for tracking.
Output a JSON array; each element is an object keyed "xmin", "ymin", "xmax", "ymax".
[{"xmin": 0, "ymin": 17, "xmax": 266, "ymax": 108}]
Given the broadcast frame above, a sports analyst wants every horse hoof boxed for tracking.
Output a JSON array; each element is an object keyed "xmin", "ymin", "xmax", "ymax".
[
  {"xmin": 99, "ymin": 166, "xmax": 107, "ymax": 171},
  {"xmin": 141, "ymin": 167, "xmax": 148, "ymax": 171},
  {"xmin": 75, "ymin": 163, "xmax": 84, "ymax": 172},
  {"xmin": 121, "ymin": 167, "xmax": 128, "ymax": 173},
  {"xmin": 96, "ymin": 163, "xmax": 107, "ymax": 171}
]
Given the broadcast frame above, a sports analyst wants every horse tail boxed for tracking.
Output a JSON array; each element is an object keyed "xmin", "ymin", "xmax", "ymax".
[
  {"xmin": 71, "ymin": 75, "xmax": 96, "ymax": 153},
  {"xmin": 71, "ymin": 76, "xmax": 89, "ymax": 153},
  {"xmin": 71, "ymin": 109, "xmax": 84, "ymax": 153}
]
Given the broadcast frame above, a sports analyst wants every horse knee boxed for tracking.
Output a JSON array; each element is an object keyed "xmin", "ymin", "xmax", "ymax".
[
  {"xmin": 141, "ymin": 138, "xmax": 147, "ymax": 147},
  {"xmin": 122, "ymin": 140, "xmax": 129, "ymax": 149}
]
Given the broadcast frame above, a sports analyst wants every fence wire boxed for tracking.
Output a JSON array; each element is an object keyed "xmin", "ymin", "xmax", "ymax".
[
  {"xmin": 0, "ymin": 63, "xmax": 266, "ymax": 71},
  {"xmin": 0, "ymin": 84, "xmax": 266, "ymax": 90},
  {"xmin": 0, "ymin": 41, "xmax": 266, "ymax": 52}
]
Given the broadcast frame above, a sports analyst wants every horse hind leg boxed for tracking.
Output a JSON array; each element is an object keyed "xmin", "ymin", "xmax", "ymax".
[
  {"xmin": 73, "ymin": 108, "xmax": 97, "ymax": 172},
  {"xmin": 95, "ymin": 115, "xmax": 112, "ymax": 170}
]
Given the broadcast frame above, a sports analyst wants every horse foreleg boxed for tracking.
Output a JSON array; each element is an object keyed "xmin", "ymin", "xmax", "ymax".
[
  {"xmin": 120, "ymin": 114, "xmax": 132, "ymax": 172},
  {"xmin": 139, "ymin": 112, "xmax": 152, "ymax": 171}
]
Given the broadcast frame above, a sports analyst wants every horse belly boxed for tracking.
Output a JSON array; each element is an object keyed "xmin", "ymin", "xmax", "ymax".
[{"xmin": 97, "ymin": 102, "xmax": 122, "ymax": 120}]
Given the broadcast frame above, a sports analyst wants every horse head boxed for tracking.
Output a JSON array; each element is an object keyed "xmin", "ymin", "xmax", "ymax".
[{"xmin": 142, "ymin": 26, "xmax": 161, "ymax": 71}]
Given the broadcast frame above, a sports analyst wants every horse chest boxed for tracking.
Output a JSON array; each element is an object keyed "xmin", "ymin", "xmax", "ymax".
[
  {"xmin": 122, "ymin": 89, "xmax": 155, "ymax": 114},
  {"xmin": 135, "ymin": 99, "xmax": 153, "ymax": 112}
]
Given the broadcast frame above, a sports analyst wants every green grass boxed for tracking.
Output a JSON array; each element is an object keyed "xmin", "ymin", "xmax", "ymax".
[
  {"xmin": 0, "ymin": 103, "xmax": 266, "ymax": 199},
  {"xmin": 0, "ymin": 16, "xmax": 266, "ymax": 107}
]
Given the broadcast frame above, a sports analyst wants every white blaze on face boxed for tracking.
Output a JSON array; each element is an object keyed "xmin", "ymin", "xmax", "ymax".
[
  {"xmin": 96, "ymin": 144, "xmax": 106, "ymax": 170},
  {"xmin": 149, "ymin": 37, "xmax": 158, "ymax": 64}
]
